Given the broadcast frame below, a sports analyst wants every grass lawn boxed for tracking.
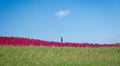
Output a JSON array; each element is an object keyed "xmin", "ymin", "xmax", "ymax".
[{"xmin": 0, "ymin": 46, "xmax": 120, "ymax": 66}]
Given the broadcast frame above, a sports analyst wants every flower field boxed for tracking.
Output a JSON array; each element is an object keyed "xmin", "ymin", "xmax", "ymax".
[
  {"xmin": 0, "ymin": 36, "xmax": 120, "ymax": 66},
  {"xmin": 0, "ymin": 36, "xmax": 120, "ymax": 48}
]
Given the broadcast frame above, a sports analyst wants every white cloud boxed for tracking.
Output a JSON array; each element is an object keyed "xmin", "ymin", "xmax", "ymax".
[{"xmin": 55, "ymin": 10, "xmax": 70, "ymax": 18}]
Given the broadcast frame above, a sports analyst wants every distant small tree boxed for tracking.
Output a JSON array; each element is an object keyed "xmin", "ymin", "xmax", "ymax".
[{"xmin": 61, "ymin": 36, "xmax": 63, "ymax": 43}]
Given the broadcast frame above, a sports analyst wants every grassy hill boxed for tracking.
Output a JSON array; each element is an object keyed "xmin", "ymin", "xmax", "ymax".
[
  {"xmin": 0, "ymin": 46, "xmax": 120, "ymax": 66},
  {"xmin": 0, "ymin": 36, "xmax": 120, "ymax": 66}
]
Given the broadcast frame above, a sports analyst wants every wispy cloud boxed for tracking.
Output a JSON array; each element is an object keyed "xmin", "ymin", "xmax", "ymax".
[{"xmin": 55, "ymin": 10, "xmax": 70, "ymax": 18}]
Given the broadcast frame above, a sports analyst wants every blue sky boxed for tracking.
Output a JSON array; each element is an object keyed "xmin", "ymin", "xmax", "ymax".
[{"xmin": 0, "ymin": 0, "xmax": 120, "ymax": 43}]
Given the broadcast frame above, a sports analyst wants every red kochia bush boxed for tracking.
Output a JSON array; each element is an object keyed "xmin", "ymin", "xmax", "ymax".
[{"xmin": 0, "ymin": 36, "xmax": 120, "ymax": 48}]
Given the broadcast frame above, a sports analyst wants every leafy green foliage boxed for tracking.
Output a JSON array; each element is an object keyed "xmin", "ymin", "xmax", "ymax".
[{"xmin": 0, "ymin": 46, "xmax": 120, "ymax": 66}]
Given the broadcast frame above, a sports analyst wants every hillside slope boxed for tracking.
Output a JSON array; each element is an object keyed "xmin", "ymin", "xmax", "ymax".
[{"xmin": 0, "ymin": 36, "xmax": 120, "ymax": 47}]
